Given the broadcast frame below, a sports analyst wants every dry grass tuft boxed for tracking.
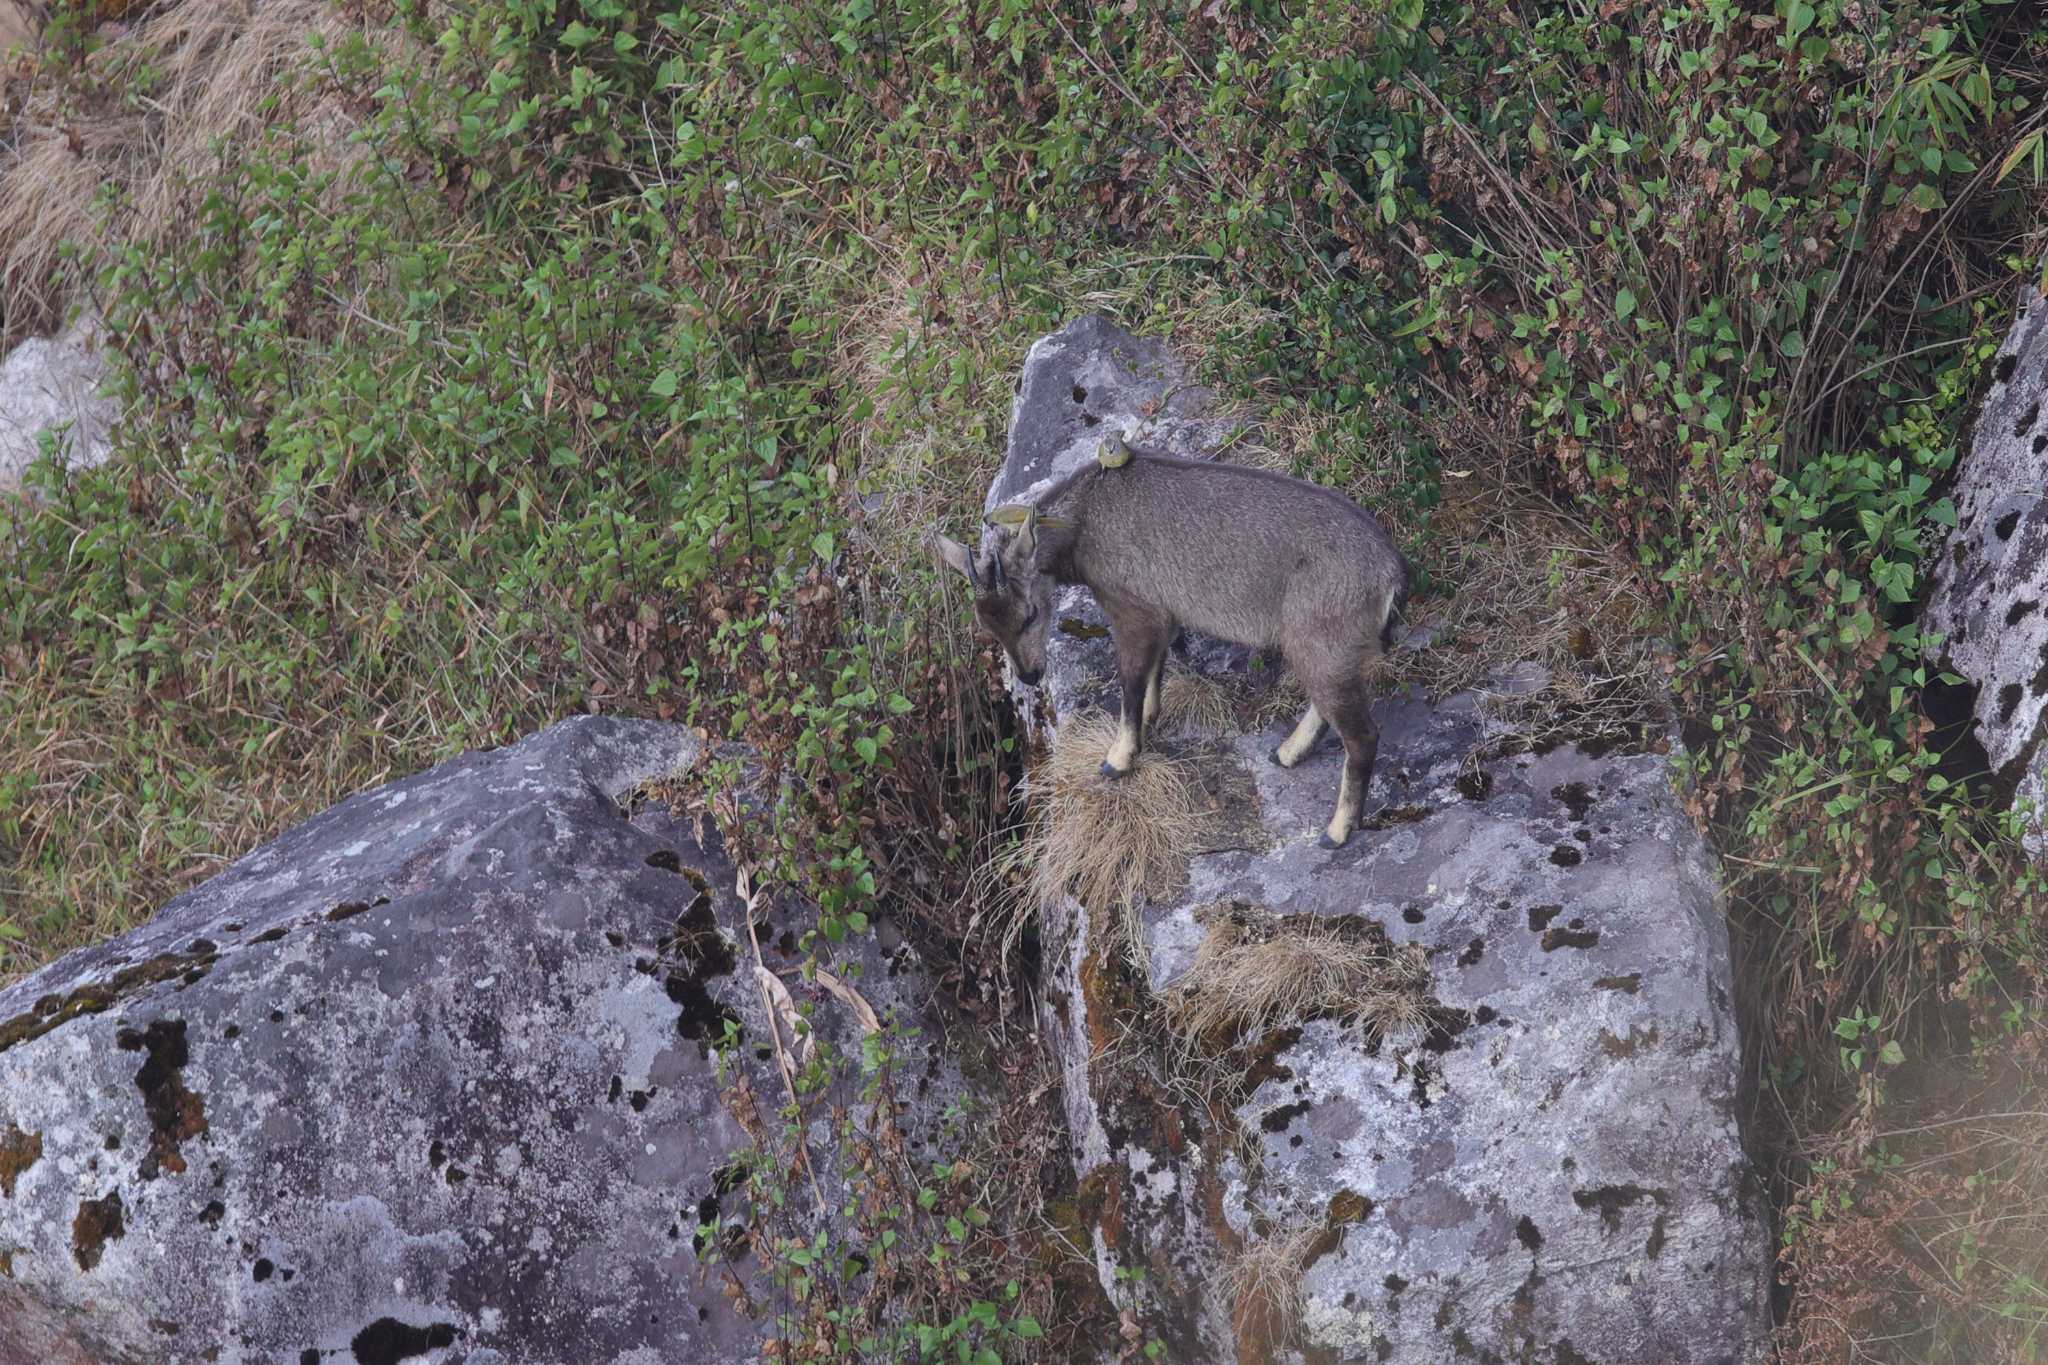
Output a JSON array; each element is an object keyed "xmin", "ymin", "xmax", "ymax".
[
  {"xmin": 1225, "ymin": 1220, "xmax": 1321, "ymax": 1354},
  {"xmin": 1027, "ymin": 710, "xmax": 1217, "ymax": 919},
  {"xmin": 977, "ymin": 710, "xmax": 1219, "ymax": 972},
  {"xmin": 1387, "ymin": 497, "xmax": 1662, "ymax": 740},
  {"xmin": 1166, "ymin": 902, "xmax": 1430, "ymax": 1051},
  {"xmin": 0, "ymin": 0, "xmax": 381, "ymax": 345}
]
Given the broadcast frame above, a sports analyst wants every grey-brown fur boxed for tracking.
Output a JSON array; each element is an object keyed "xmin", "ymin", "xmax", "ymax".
[{"xmin": 938, "ymin": 451, "xmax": 1411, "ymax": 847}]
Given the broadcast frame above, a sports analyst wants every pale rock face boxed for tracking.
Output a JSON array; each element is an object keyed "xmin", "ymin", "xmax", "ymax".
[
  {"xmin": 1925, "ymin": 287, "xmax": 2048, "ymax": 850},
  {"xmin": 0, "ymin": 312, "xmax": 119, "ymax": 495},
  {"xmin": 1008, "ymin": 316, "xmax": 1772, "ymax": 1364},
  {"xmin": 0, "ymin": 716, "xmax": 986, "ymax": 1363}
]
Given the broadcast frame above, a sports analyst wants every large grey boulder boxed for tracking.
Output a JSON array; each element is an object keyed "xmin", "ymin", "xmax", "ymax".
[
  {"xmin": 0, "ymin": 311, "xmax": 117, "ymax": 496},
  {"xmin": 1926, "ymin": 286, "xmax": 2048, "ymax": 849},
  {"xmin": 1005, "ymin": 320, "xmax": 1772, "ymax": 1363},
  {"xmin": 0, "ymin": 716, "xmax": 979, "ymax": 1364}
]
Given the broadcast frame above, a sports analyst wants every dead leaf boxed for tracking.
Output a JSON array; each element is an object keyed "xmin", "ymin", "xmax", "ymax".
[{"xmin": 813, "ymin": 966, "xmax": 881, "ymax": 1035}]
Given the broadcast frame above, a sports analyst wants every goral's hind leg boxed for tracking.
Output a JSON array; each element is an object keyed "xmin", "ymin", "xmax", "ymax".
[{"xmin": 1311, "ymin": 680, "xmax": 1380, "ymax": 849}]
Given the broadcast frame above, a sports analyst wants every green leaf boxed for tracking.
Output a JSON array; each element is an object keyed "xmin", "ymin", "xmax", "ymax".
[
  {"xmin": 1879, "ymin": 1040, "xmax": 1904, "ymax": 1067},
  {"xmin": 650, "ymin": 369, "xmax": 679, "ymax": 398},
  {"xmin": 1778, "ymin": 330, "xmax": 1805, "ymax": 358},
  {"xmin": 1014, "ymin": 1318, "xmax": 1045, "ymax": 1340},
  {"xmin": 1616, "ymin": 288, "xmax": 1636, "ymax": 322},
  {"xmin": 854, "ymin": 736, "xmax": 879, "ymax": 764},
  {"xmin": 560, "ymin": 21, "xmax": 599, "ymax": 48}
]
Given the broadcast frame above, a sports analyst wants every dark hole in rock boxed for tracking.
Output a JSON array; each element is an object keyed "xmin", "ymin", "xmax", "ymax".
[
  {"xmin": 1551, "ymin": 782, "xmax": 1596, "ymax": 821},
  {"xmin": 1541, "ymin": 926, "xmax": 1600, "ymax": 952},
  {"xmin": 1362, "ymin": 804, "xmax": 1430, "ymax": 830},
  {"xmin": 428, "ymin": 1141, "xmax": 445, "ymax": 1169},
  {"xmin": 1996, "ymin": 510, "xmax": 2023, "ymax": 540},
  {"xmin": 188, "ymin": 939, "xmax": 216, "ymax": 954},
  {"xmin": 1571, "ymin": 1182, "xmax": 1663, "ymax": 1233},
  {"xmin": 1082, "ymin": 411, "xmax": 1101, "ymax": 426},
  {"xmin": 2011, "ymin": 600, "xmax": 2042, "ymax": 626},
  {"xmin": 2015, "ymin": 400, "xmax": 2042, "ymax": 440},
  {"xmin": 2000, "ymin": 682, "xmax": 2024, "ymax": 724},
  {"xmin": 116, "ymin": 1019, "xmax": 206, "ymax": 1179},
  {"xmin": 1575, "ymin": 829, "xmax": 1592, "ymax": 843},
  {"xmin": 1527, "ymin": 905, "xmax": 1563, "ymax": 932},
  {"xmin": 1922, "ymin": 673, "xmax": 1993, "ymax": 796},
  {"xmin": 605, "ymin": 930, "xmax": 625, "ymax": 948},
  {"xmin": 1457, "ymin": 937, "xmax": 1484, "ymax": 968},
  {"xmin": 1385, "ymin": 1273, "xmax": 1408, "ymax": 1294},
  {"xmin": 1071, "ymin": 385, "xmax": 1087, "ymax": 403},
  {"xmin": 71, "ymin": 1190, "xmax": 124, "ymax": 1270},
  {"xmin": 1997, "ymin": 352, "xmax": 2019, "ymax": 383},
  {"xmin": 1261, "ymin": 1100, "xmax": 1311, "ymax": 1133},
  {"xmin": 775, "ymin": 930, "xmax": 798, "ymax": 957},
  {"xmin": 326, "ymin": 902, "xmax": 370, "ymax": 923},
  {"xmin": 302, "ymin": 1352, "xmax": 322, "ymax": 1365},
  {"xmin": 1058, "ymin": 617, "xmax": 1109, "ymax": 640},
  {"xmin": 1648, "ymin": 1212, "xmax": 1668, "ymax": 1259},
  {"xmin": 1454, "ymin": 769, "xmax": 1494, "ymax": 801},
  {"xmin": 1549, "ymin": 844, "xmax": 1582, "ymax": 867},
  {"xmin": 349, "ymin": 1318, "xmax": 457, "ymax": 1365},
  {"xmin": 445, "ymin": 1166, "xmax": 467, "ymax": 1185},
  {"xmin": 283, "ymin": 1267, "xmax": 295, "ymax": 1281},
  {"xmin": 199, "ymin": 1199, "xmax": 225, "ymax": 1227},
  {"xmin": 1419, "ymin": 1005, "xmax": 1474, "ymax": 1055},
  {"xmin": 608, "ymin": 1076, "xmax": 622, "ymax": 1104},
  {"xmin": 645, "ymin": 849, "xmax": 682, "ymax": 873},
  {"xmin": 1594, "ymin": 974, "xmax": 1642, "ymax": 993},
  {"xmin": 661, "ymin": 886, "xmax": 740, "ymax": 1057},
  {"xmin": 253, "ymin": 1258, "xmax": 274, "ymax": 1282},
  {"xmin": 1516, "ymin": 1215, "xmax": 1543, "ymax": 1250},
  {"xmin": 269, "ymin": 1010, "xmax": 285, "ymax": 1023},
  {"xmin": 1568, "ymin": 917, "xmax": 1585, "ymax": 930},
  {"xmin": 2036, "ymin": 433, "xmax": 2047, "ymax": 455},
  {"xmin": 251, "ymin": 927, "xmax": 288, "ymax": 945},
  {"xmin": 630, "ymin": 1089, "xmax": 653, "ymax": 1112},
  {"xmin": 222, "ymin": 922, "xmax": 243, "ymax": 933},
  {"xmin": 223, "ymin": 1024, "xmax": 239, "ymax": 1040},
  {"xmin": 1474, "ymin": 1006, "xmax": 1498, "ymax": 1024},
  {"xmin": 1402, "ymin": 906, "xmax": 1425, "ymax": 924}
]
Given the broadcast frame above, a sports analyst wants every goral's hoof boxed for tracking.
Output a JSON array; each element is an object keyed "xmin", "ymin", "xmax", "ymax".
[
  {"xmin": 1099, "ymin": 760, "xmax": 1131, "ymax": 781},
  {"xmin": 1269, "ymin": 746, "xmax": 1293, "ymax": 770},
  {"xmin": 1318, "ymin": 831, "xmax": 1348, "ymax": 850}
]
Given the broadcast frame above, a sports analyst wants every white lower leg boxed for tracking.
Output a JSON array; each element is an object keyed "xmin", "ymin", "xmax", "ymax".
[
  {"xmin": 1103, "ymin": 712, "xmax": 1141, "ymax": 774},
  {"xmin": 1275, "ymin": 704, "xmax": 1324, "ymax": 768},
  {"xmin": 1142, "ymin": 658, "xmax": 1164, "ymax": 729},
  {"xmin": 1325, "ymin": 770, "xmax": 1357, "ymax": 845}
]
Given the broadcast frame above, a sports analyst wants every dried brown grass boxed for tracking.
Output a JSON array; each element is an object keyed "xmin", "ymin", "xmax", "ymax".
[
  {"xmin": 1225, "ymin": 1219, "xmax": 1321, "ymax": 1355},
  {"xmin": 1165, "ymin": 902, "xmax": 1430, "ymax": 1052},
  {"xmin": 0, "ymin": 0, "xmax": 382, "ymax": 345},
  {"xmin": 976, "ymin": 709, "xmax": 1220, "ymax": 974},
  {"xmin": 1386, "ymin": 494, "xmax": 1662, "ymax": 740}
]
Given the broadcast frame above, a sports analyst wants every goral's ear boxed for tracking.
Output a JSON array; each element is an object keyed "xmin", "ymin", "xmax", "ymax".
[{"xmin": 935, "ymin": 534, "xmax": 980, "ymax": 590}]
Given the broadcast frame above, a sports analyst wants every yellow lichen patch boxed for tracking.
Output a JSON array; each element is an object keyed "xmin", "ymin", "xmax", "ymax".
[{"xmin": 0, "ymin": 1121, "xmax": 41, "ymax": 1197}]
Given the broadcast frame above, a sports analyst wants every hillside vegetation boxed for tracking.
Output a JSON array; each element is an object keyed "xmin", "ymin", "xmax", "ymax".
[{"xmin": 3, "ymin": 0, "xmax": 2048, "ymax": 1358}]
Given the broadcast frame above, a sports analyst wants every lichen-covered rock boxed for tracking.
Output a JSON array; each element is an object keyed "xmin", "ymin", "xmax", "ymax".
[
  {"xmin": 0, "ymin": 312, "xmax": 118, "ymax": 496},
  {"xmin": 1004, "ymin": 321, "xmax": 1771, "ymax": 1363},
  {"xmin": 0, "ymin": 716, "xmax": 975, "ymax": 1364},
  {"xmin": 1926, "ymin": 286, "xmax": 2048, "ymax": 849}
]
